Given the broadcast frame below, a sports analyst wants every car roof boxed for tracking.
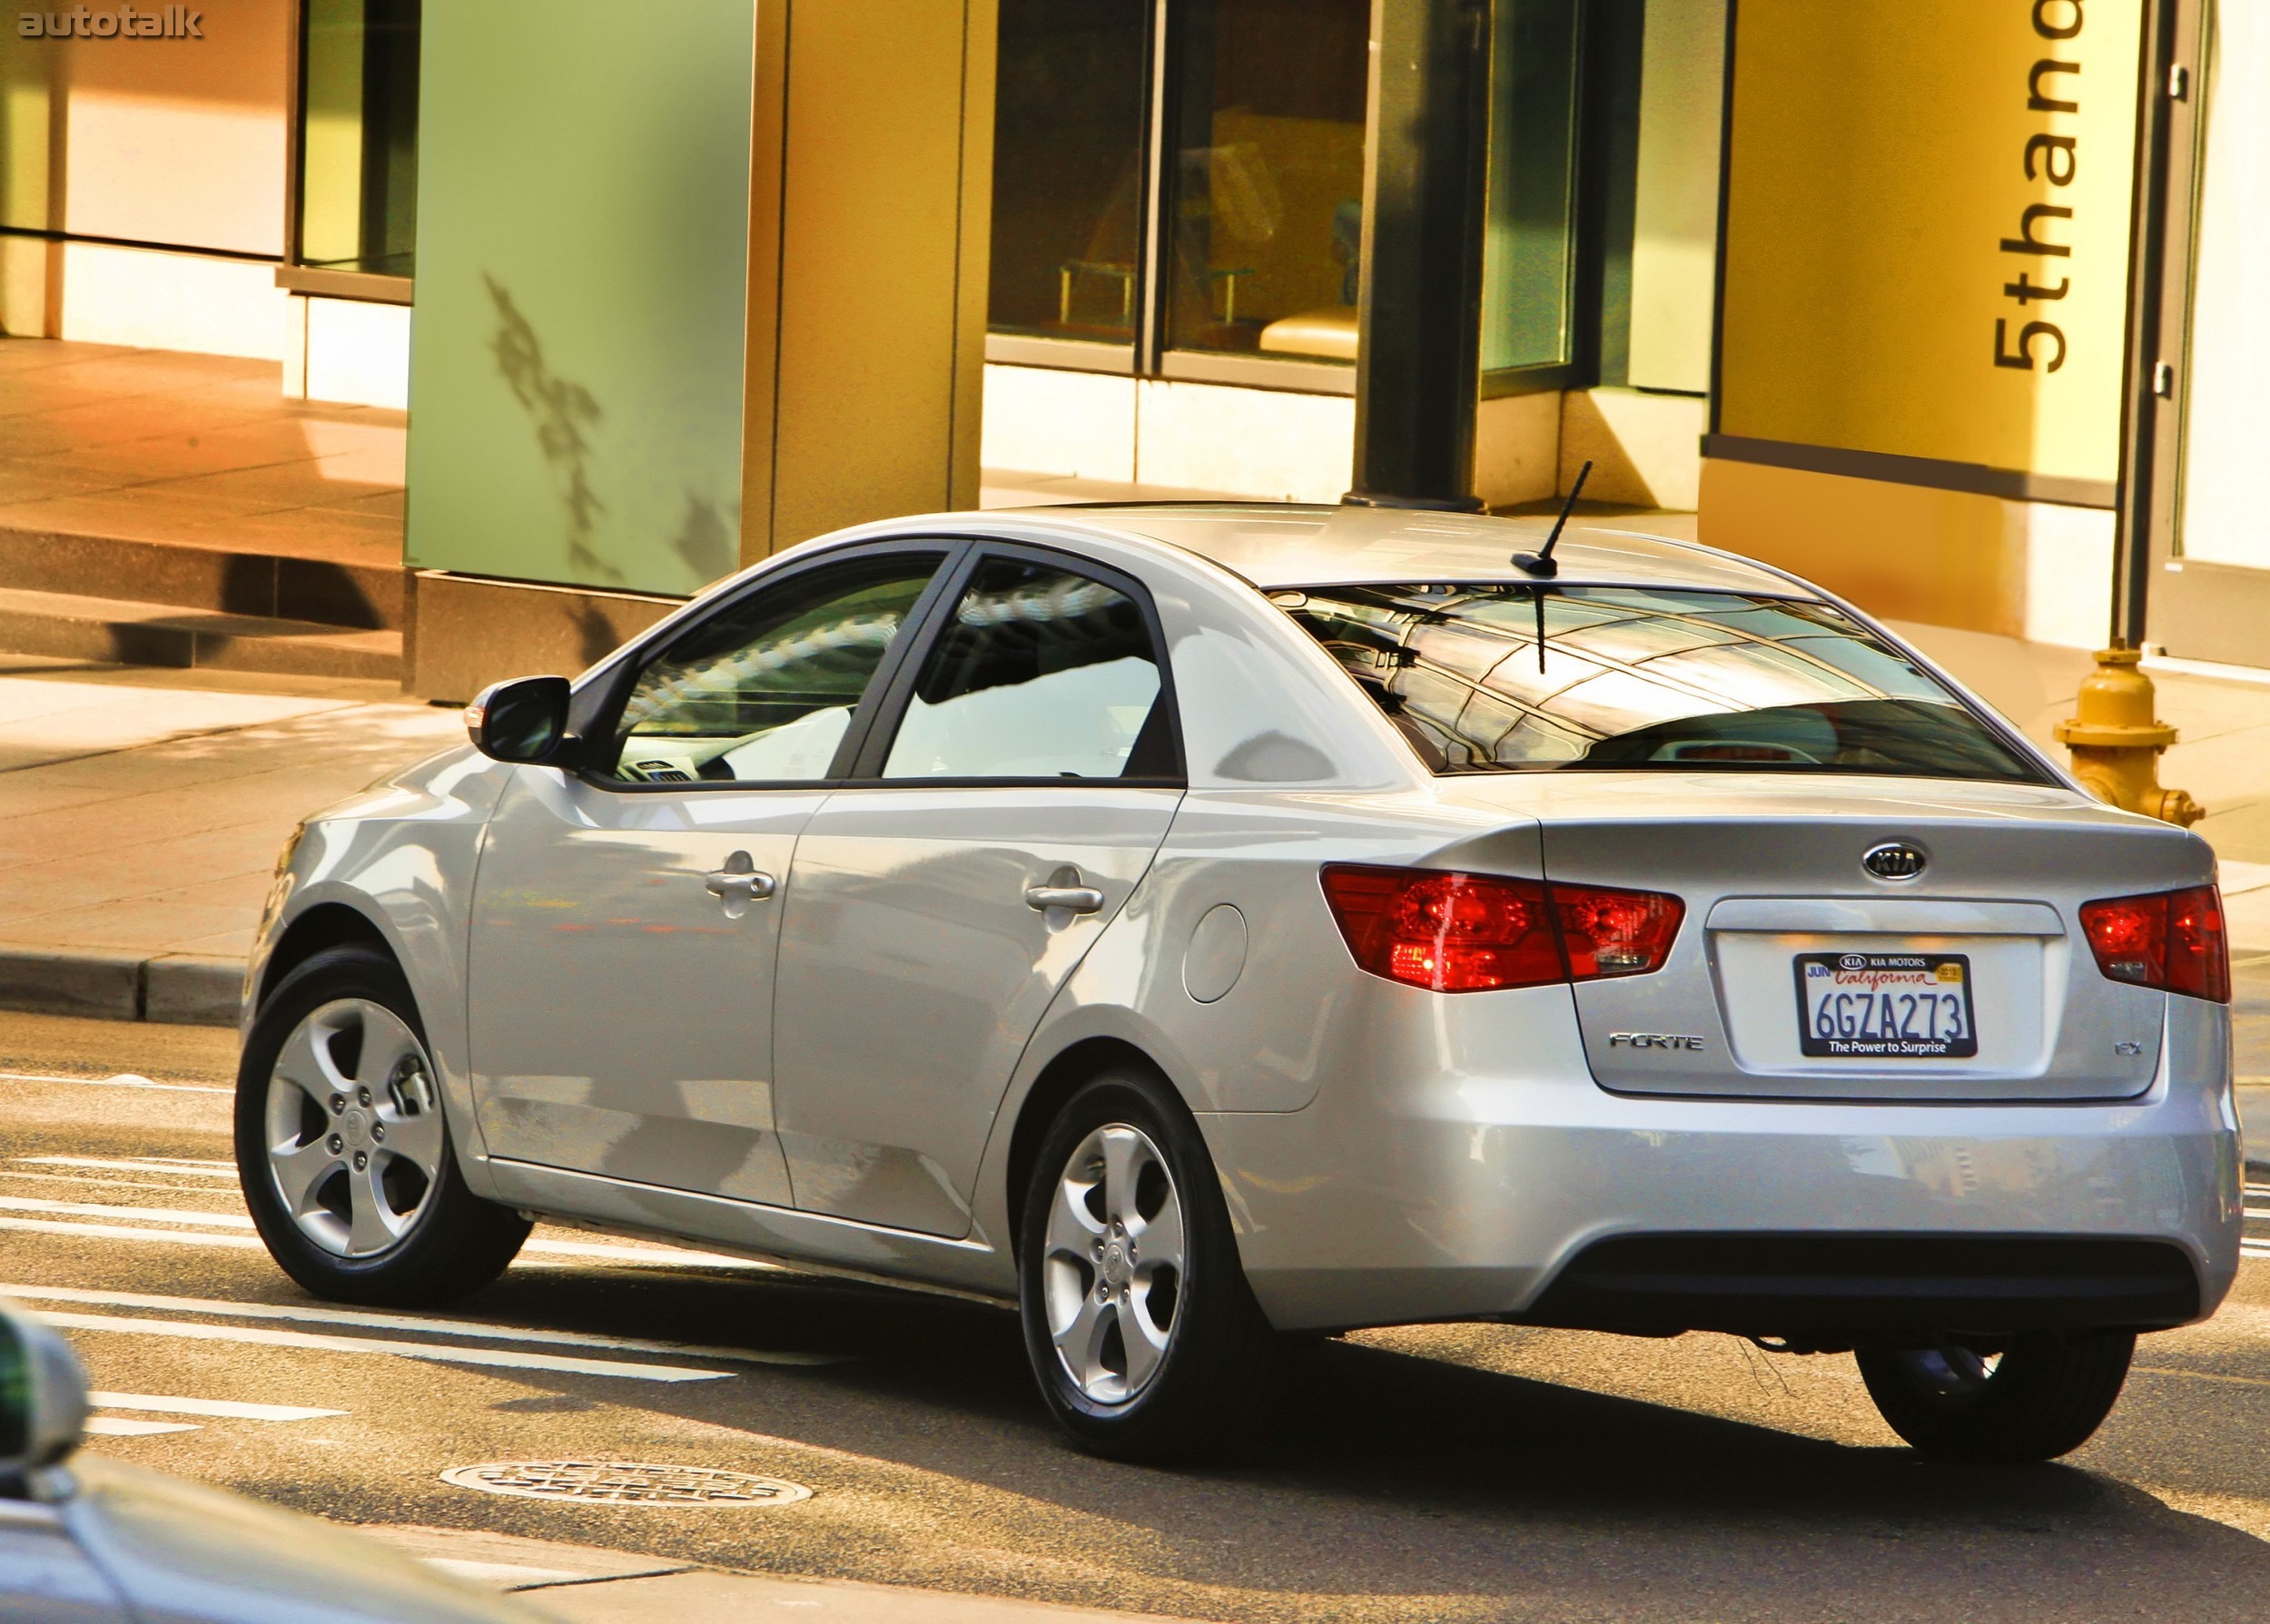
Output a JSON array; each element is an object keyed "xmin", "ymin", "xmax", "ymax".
[{"xmin": 1004, "ymin": 502, "xmax": 1812, "ymax": 597}]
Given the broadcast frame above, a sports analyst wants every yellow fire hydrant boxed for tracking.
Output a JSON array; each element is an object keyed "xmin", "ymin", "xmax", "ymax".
[{"xmin": 2052, "ymin": 646, "xmax": 2204, "ymax": 826}]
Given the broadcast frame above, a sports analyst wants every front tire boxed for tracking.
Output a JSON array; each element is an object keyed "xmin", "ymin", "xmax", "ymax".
[
  {"xmin": 1017, "ymin": 1068, "xmax": 1279, "ymax": 1462},
  {"xmin": 1856, "ymin": 1331, "xmax": 2136, "ymax": 1463},
  {"xmin": 234, "ymin": 946, "xmax": 529, "ymax": 1306}
]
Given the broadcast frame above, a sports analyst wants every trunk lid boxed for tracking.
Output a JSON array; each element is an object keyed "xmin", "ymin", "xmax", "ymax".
[{"xmin": 1446, "ymin": 773, "xmax": 2212, "ymax": 1102}]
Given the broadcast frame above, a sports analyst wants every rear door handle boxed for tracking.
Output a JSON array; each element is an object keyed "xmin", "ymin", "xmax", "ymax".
[
  {"xmin": 1026, "ymin": 865, "xmax": 1105, "ymax": 915},
  {"xmin": 705, "ymin": 852, "xmax": 776, "ymax": 916}
]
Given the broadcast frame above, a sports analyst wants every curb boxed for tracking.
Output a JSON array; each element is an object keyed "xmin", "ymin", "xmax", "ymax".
[{"xmin": 0, "ymin": 949, "xmax": 240, "ymax": 1028}]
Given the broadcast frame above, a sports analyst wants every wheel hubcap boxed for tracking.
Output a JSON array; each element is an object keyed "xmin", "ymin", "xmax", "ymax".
[
  {"xmin": 1042, "ymin": 1122, "xmax": 1185, "ymax": 1405},
  {"xmin": 262, "ymin": 999, "xmax": 445, "ymax": 1258}
]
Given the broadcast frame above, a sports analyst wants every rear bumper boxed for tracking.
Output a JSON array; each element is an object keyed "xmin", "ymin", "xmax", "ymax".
[
  {"xmin": 1200, "ymin": 984, "xmax": 2240, "ymax": 1335},
  {"xmin": 1515, "ymin": 1232, "xmax": 2200, "ymax": 1342}
]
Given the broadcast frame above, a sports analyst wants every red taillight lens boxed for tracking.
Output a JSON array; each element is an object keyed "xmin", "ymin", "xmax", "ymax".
[
  {"xmin": 1319, "ymin": 865, "xmax": 1683, "ymax": 992},
  {"xmin": 2078, "ymin": 884, "xmax": 2228, "ymax": 1002},
  {"xmin": 1554, "ymin": 882, "xmax": 1686, "ymax": 978}
]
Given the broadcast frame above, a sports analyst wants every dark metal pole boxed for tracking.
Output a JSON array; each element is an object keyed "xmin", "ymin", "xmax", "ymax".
[
  {"xmin": 2110, "ymin": 0, "xmax": 2178, "ymax": 648},
  {"xmin": 1346, "ymin": 0, "xmax": 1492, "ymax": 511}
]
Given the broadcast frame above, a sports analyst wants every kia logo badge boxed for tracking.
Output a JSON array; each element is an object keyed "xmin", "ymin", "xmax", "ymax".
[{"xmin": 1862, "ymin": 842, "xmax": 1927, "ymax": 881}]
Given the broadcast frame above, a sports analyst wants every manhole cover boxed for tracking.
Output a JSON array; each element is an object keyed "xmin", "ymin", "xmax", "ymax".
[{"xmin": 440, "ymin": 1461, "xmax": 812, "ymax": 1507}]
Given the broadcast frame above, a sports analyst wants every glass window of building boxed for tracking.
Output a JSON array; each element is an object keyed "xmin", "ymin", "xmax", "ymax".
[
  {"xmin": 988, "ymin": 0, "xmax": 1150, "ymax": 351},
  {"xmin": 982, "ymin": 1, "xmax": 1639, "ymax": 393},
  {"xmin": 1165, "ymin": 0, "xmax": 1369, "ymax": 363},
  {"xmin": 1482, "ymin": 0, "xmax": 1584, "ymax": 378},
  {"xmin": 296, "ymin": 0, "xmax": 420, "ymax": 279}
]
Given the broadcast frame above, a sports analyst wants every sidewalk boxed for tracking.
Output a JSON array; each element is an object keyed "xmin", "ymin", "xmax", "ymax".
[
  {"xmin": 360, "ymin": 1523, "xmax": 1179, "ymax": 1623},
  {"xmin": 0, "ymin": 655, "xmax": 459, "ymax": 1021}
]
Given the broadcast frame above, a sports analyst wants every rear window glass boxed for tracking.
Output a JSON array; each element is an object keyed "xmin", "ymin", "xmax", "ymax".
[{"xmin": 1278, "ymin": 584, "xmax": 2044, "ymax": 782}]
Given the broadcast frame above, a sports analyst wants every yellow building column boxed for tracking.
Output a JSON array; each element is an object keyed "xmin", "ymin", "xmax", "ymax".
[{"xmin": 740, "ymin": 0, "xmax": 997, "ymax": 564}]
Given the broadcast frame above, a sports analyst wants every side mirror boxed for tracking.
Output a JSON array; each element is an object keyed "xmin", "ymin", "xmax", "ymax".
[
  {"xmin": 0, "ymin": 1301, "xmax": 88, "ymax": 1491},
  {"xmin": 465, "ymin": 675, "xmax": 573, "ymax": 765}
]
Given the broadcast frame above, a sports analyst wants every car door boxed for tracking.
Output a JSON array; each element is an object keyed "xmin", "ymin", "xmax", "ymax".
[
  {"xmin": 465, "ymin": 544, "xmax": 955, "ymax": 1203},
  {"xmin": 770, "ymin": 545, "xmax": 1185, "ymax": 1236}
]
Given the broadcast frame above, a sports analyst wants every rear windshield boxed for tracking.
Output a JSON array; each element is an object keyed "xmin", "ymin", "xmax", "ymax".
[{"xmin": 1278, "ymin": 584, "xmax": 2045, "ymax": 781}]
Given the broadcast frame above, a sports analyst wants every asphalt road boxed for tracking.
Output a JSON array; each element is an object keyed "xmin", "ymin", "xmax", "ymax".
[{"xmin": 8, "ymin": 1009, "xmax": 2270, "ymax": 1623}]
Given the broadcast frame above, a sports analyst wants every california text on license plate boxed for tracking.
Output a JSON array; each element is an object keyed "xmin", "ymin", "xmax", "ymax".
[{"xmin": 1794, "ymin": 952, "xmax": 1978, "ymax": 1058}]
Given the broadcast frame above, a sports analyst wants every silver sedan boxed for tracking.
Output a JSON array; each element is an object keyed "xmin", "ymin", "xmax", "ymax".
[{"xmin": 233, "ymin": 504, "xmax": 2240, "ymax": 1464}]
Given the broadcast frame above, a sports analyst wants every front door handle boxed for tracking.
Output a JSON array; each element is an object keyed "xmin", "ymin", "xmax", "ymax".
[
  {"xmin": 705, "ymin": 852, "xmax": 776, "ymax": 917},
  {"xmin": 1026, "ymin": 865, "xmax": 1105, "ymax": 915}
]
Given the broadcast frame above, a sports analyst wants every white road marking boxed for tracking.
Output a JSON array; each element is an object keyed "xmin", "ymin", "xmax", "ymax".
[
  {"xmin": 0, "ymin": 1068, "xmax": 230, "ymax": 1097},
  {"xmin": 83, "ymin": 1416, "xmax": 199, "ymax": 1437},
  {"xmin": 0, "ymin": 1216, "xmax": 262, "ymax": 1248},
  {"xmin": 1, "ymin": 1171, "xmax": 247, "ymax": 1197},
  {"xmin": 86, "ymin": 1391, "xmax": 345, "ymax": 1422},
  {"xmin": 0, "ymin": 1195, "xmax": 779, "ymax": 1271},
  {"xmin": 18, "ymin": 1156, "xmax": 238, "ymax": 1178},
  {"xmin": 7, "ymin": 1285, "xmax": 841, "ymax": 1367},
  {"xmin": 0, "ymin": 1213, "xmax": 780, "ymax": 1271},
  {"xmin": 32, "ymin": 1309, "xmax": 735, "ymax": 1383},
  {"xmin": 0, "ymin": 1196, "xmax": 252, "ymax": 1227}
]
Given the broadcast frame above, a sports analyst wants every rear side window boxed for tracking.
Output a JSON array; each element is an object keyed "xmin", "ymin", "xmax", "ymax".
[
  {"xmin": 1279, "ymin": 584, "xmax": 2044, "ymax": 782},
  {"xmin": 881, "ymin": 556, "xmax": 1173, "ymax": 781}
]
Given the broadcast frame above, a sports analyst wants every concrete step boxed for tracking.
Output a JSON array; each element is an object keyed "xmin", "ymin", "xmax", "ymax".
[
  {"xmin": 0, "ymin": 584, "xmax": 400, "ymax": 681},
  {"xmin": 0, "ymin": 524, "xmax": 403, "ymax": 630}
]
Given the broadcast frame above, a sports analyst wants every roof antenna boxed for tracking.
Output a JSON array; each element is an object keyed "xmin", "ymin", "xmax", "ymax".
[{"xmin": 1512, "ymin": 460, "xmax": 1593, "ymax": 578}]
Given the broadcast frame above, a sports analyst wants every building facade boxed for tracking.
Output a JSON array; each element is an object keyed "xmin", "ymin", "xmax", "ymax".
[{"xmin": 0, "ymin": 1, "xmax": 2259, "ymax": 694}]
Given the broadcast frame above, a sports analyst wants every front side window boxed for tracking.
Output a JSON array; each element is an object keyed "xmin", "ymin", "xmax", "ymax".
[
  {"xmin": 298, "ymin": 0, "xmax": 421, "ymax": 277},
  {"xmin": 1283, "ymin": 584, "xmax": 2042, "ymax": 782},
  {"xmin": 883, "ymin": 556, "xmax": 1171, "ymax": 781},
  {"xmin": 604, "ymin": 554, "xmax": 944, "ymax": 784}
]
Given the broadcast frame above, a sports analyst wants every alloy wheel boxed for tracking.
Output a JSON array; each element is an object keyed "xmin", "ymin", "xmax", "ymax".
[
  {"xmin": 262, "ymin": 998, "xmax": 445, "ymax": 1258},
  {"xmin": 1042, "ymin": 1122, "xmax": 1186, "ymax": 1405}
]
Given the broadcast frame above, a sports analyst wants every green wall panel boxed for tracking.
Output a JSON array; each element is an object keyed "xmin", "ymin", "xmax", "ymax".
[{"xmin": 407, "ymin": 0, "xmax": 753, "ymax": 595}]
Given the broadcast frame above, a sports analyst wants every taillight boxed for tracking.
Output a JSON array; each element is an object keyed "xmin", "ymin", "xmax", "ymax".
[
  {"xmin": 1319, "ymin": 865, "xmax": 1683, "ymax": 993},
  {"xmin": 2078, "ymin": 885, "xmax": 2228, "ymax": 1002},
  {"xmin": 1554, "ymin": 882, "xmax": 1686, "ymax": 978}
]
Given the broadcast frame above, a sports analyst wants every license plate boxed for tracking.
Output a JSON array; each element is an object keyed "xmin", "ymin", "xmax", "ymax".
[{"xmin": 1794, "ymin": 952, "xmax": 1978, "ymax": 1058}]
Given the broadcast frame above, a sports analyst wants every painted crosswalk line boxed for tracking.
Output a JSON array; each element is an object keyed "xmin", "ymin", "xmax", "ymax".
[
  {"xmin": 18, "ymin": 1155, "xmax": 240, "ymax": 1179},
  {"xmin": 0, "ymin": 1068, "xmax": 231, "ymax": 1097},
  {"xmin": 8, "ymin": 1284, "xmax": 841, "ymax": 1368},
  {"xmin": 86, "ymin": 1390, "xmax": 346, "ymax": 1422},
  {"xmin": 0, "ymin": 1195, "xmax": 254, "ymax": 1226},
  {"xmin": 0, "ymin": 1216, "xmax": 263, "ymax": 1248},
  {"xmin": 84, "ymin": 1416, "xmax": 199, "ymax": 1437},
  {"xmin": 31, "ymin": 1308, "xmax": 736, "ymax": 1383},
  {"xmin": 0, "ymin": 1201, "xmax": 779, "ymax": 1271}
]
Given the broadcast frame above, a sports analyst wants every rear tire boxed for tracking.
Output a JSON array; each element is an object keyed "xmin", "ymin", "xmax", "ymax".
[
  {"xmin": 1017, "ymin": 1068, "xmax": 1279, "ymax": 1462},
  {"xmin": 234, "ymin": 946, "xmax": 529, "ymax": 1306},
  {"xmin": 1856, "ymin": 1331, "xmax": 2135, "ymax": 1462}
]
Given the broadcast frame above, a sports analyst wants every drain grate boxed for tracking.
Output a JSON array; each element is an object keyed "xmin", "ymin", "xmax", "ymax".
[{"xmin": 440, "ymin": 1460, "xmax": 812, "ymax": 1508}]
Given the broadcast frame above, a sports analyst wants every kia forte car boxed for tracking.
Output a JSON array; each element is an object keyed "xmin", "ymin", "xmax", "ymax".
[{"xmin": 234, "ymin": 503, "xmax": 2239, "ymax": 1464}]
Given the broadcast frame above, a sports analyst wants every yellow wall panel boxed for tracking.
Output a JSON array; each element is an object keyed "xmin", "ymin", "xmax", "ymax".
[
  {"xmin": 745, "ymin": 0, "xmax": 996, "ymax": 558},
  {"xmin": 1700, "ymin": 457, "xmax": 2026, "ymax": 636},
  {"xmin": 1719, "ymin": 0, "xmax": 2138, "ymax": 483}
]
